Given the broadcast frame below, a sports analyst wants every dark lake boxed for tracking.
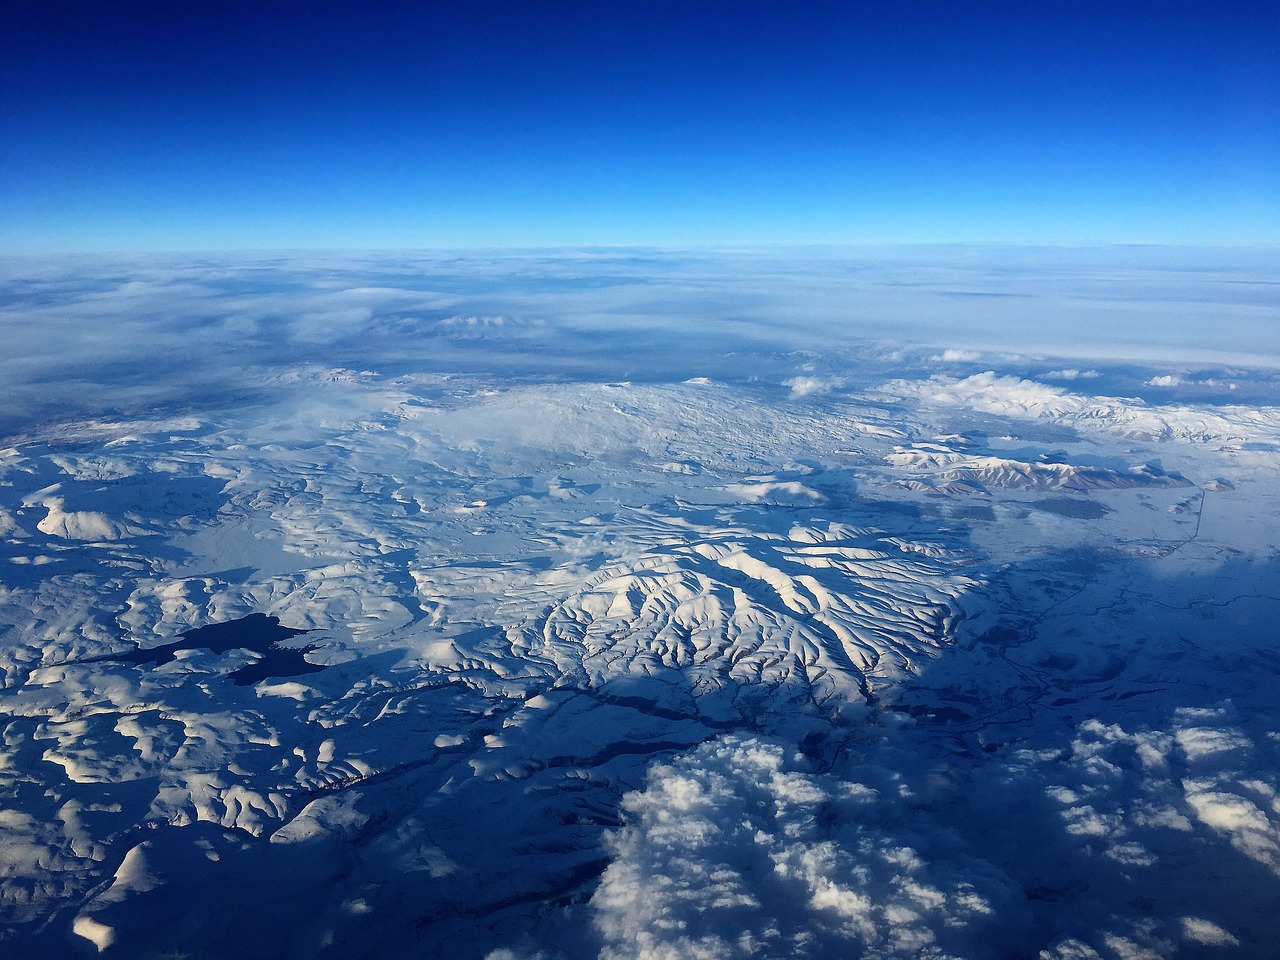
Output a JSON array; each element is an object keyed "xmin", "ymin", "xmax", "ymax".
[{"xmin": 102, "ymin": 613, "xmax": 326, "ymax": 685}]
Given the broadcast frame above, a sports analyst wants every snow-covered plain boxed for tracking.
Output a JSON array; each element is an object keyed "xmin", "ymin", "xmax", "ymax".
[{"xmin": 1, "ymin": 251, "xmax": 1279, "ymax": 958}]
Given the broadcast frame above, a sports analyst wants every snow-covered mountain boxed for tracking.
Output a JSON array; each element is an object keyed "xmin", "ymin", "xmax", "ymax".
[{"xmin": 2, "ymin": 255, "xmax": 1279, "ymax": 959}]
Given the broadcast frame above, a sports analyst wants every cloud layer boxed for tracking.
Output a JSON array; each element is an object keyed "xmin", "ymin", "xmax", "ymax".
[{"xmin": 592, "ymin": 736, "xmax": 1024, "ymax": 960}]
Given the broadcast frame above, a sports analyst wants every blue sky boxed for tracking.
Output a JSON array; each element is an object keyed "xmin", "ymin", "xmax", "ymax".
[{"xmin": 2, "ymin": 1, "xmax": 1277, "ymax": 251}]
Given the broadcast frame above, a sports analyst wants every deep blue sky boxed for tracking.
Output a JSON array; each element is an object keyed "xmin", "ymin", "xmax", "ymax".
[{"xmin": 3, "ymin": 1, "xmax": 1277, "ymax": 251}]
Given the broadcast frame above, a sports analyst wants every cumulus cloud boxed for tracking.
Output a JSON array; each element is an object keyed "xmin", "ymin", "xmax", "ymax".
[
  {"xmin": 1030, "ymin": 709, "xmax": 1280, "ymax": 877},
  {"xmin": 1001, "ymin": 705, "xmax": 1280, "ymax": 958},
  {"xmin": 932, "ymin": 349, "xmax": 982, "ymax": 363},
  {"xmin": 592, "ymin": 736, "xmax": 1021, "ymax": 960},
  {"xmin": 783, "ymin": 376, "xmax": 845, "ymax": 397},
  {"xmin": 1146, "ymin": 375, "xmax": 1184, "ymax": 387},
  {"xmin": 591, "ymin": 707, "xmax": 1280, "ymax": 960}
]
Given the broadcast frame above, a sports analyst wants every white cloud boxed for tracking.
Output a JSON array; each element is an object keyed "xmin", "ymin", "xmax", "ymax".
[
  {"xmin": 1039, "ymin": 939, "xmax": 1105, "ymax": 960},
  {"xmin": 1101, "ymin": 932, "xmax": 1167, "ymax": 960},
  {"xmin": 1179, "ymin": 917, "xmax": 1239, "ymax": 947},
  {"xmin": 1146, "ymin": 375, "xmax": 1184, "ymax": 387},
  {"xmin": 1174, "ymin": 726, "xmax": 1250, "ymax": 761},
  {"xmin": 783, "ymin": 376, "xmax": 844, "ymax": 397},
  {"xmin": 592, "ymin": 736, "xmax": 1018, "ymax": 960},
  {"xmin": 977, "ymin": 703, "xmax": 1280, "ymax": 959},
  {"xmin": 1033, "ymin": 709, "xmax": 1280, "ymax": 877}
]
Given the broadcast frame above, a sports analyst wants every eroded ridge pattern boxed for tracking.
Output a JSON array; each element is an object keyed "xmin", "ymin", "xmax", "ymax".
[{"xmin": 1, "ymin": 367, "xmax": 1279, "ymax": 959}]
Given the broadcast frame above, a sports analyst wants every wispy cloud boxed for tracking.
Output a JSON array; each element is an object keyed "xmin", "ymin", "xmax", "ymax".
[{"xmin": 1044, "ymin": 368, "xmax": 1100, "ymax": 380}]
